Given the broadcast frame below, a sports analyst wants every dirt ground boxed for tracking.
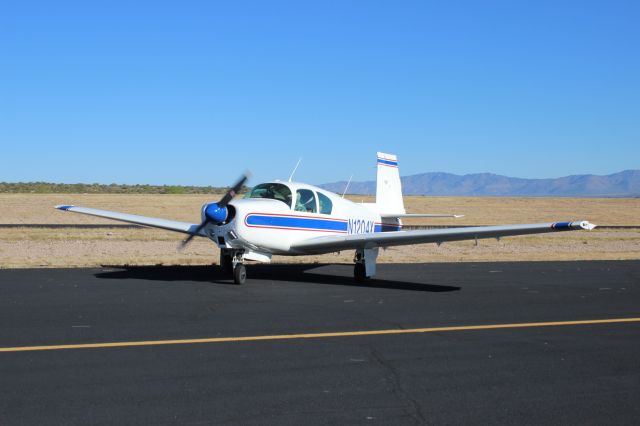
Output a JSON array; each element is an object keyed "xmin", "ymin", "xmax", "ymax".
[{"xmin": 1, "ymin": 194, "xmax": 638, "ymax": 268}]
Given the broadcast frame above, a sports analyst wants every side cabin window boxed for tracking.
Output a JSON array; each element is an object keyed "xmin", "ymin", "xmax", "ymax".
[
  {"xmin": 294, "ymin": 189, "xmax": 317, "ymax": 213},
  {"xmin": 317, "ymin": 192, "xmax": 333, "ymax": 215},
  {"xmin": 244, "ymin": 183, "xmax": 292, "ymax": 208}
]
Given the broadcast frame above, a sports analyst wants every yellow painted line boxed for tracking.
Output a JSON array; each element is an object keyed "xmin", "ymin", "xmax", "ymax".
[{"xmin": 1, "ymin": 317, "xmax": 639, "ymax": 353}]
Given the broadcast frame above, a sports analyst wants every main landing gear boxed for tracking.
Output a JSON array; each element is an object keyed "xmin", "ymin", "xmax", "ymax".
[
  {"xmin": 220, "ymin": 249, "xmax": 246, "ymax": 285},
  {"xmin": 354, "ymin": 247, "xmax": 379, "ymax": 283},
  {"xmin": 354, "ymin": 262, "xmax": 368, "ymax": 282}
]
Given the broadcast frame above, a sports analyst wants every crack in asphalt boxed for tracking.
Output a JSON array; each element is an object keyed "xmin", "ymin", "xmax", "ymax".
[{"xmin": 370, "ymin": 348, "xmax": 428, "ymax": 425}]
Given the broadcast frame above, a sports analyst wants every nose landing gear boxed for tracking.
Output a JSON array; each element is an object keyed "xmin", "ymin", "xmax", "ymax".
[
  {"xmin": 233, "ymin": 263, "xmax": 247, "ymax": 285},
  {"xmin": 220, "ymin": 249, "xmax": 246, "ymax": 285}
]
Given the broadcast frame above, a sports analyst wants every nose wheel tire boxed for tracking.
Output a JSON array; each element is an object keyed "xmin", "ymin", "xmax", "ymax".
[{"xmin": 233, "ymin": 263, "xmax": 247, "ymax": 285}]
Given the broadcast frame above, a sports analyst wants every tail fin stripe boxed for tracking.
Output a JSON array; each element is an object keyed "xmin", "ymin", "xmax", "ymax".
[{"xmin": 377, "ymin": 158, "xmax": 398, "ymax": 167}]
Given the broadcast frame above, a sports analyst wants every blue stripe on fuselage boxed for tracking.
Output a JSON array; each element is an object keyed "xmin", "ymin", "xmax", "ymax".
[
  {"xmin": 246, "ymin": 214, "xmax": 348, "ymax": 232},
  {"xmin": 245, "ymin": 214, "xmax": 402, "ymax": 234},
  {"xmin": 244, "ymin": 214, "xmax": 405, "ymax": 234}
]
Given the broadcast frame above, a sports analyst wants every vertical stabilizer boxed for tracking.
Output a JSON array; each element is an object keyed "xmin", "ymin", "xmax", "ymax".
[{"xmin": 376, "ymin": 152, "xmax": 406, "ymax": 214}]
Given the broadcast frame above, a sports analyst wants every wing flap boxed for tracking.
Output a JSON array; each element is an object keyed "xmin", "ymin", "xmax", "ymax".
[
  {"xmin": 55, "ymin": 205, "xmax": 204, "ymax": 236},
  {"xmin": 290, "ymin": 220, "xmax": 596, "ymax": 254}
]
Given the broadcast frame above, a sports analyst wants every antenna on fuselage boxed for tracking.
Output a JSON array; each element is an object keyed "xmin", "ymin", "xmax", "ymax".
[
  {"xmin": 341, "ymin": 174, "xmax": 353, "ymax": 198},
  {"xmin": 288, "ymin": 158, "xmax": 302, "ymax": 182}
]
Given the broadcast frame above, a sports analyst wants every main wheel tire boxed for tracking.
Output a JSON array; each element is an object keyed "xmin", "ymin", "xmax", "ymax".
[
  {"xmin": 354, "ymin": 262, "xmax": 368, "ymax": 283},
  {"xmin": 233, "ymin": 263, "xmax": 247, "ymax": 285}
]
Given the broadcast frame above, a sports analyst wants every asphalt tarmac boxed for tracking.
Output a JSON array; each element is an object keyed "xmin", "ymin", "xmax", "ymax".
[{"xmin": 1, "ymin": 261, "xmax": 639, "ymax": 425}]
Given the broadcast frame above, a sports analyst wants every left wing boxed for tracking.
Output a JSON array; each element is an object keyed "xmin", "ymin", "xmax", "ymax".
[
  {"xmin": 290, "ymin": 220, "xmax": 596, "ymax": 254},
  {"xmin": 55, "ymin": 205, "xmax": 205, "ymax": 236}
]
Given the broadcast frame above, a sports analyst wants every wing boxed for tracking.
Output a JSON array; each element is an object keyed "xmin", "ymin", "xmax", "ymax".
[
  {"xmin": 290, "ymin": 220, "xmax": 596, "ymax": 254},
  {"xmin": 55, "ymin": 205, "xmax": 205, "ymax": 236}
]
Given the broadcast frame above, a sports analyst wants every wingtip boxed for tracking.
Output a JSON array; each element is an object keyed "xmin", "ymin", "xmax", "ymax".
[{"xmin": 55, "ymin": 204, "xmax": 74, "ymax": 211}]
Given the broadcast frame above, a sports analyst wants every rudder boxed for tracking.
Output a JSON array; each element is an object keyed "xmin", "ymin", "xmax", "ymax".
[{"xmin": 376, "ymin": 152, "xmax": 405, "ymax": 215}]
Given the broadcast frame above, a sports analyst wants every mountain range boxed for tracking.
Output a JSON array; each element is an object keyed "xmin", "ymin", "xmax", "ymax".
[{"xmin": 319, "ymin": 170, "xmax": 640, "ymax": 197}]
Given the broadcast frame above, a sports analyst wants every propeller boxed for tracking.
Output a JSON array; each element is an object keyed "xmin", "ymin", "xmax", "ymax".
[{"xmin": 179, "ymin": 172, "xmax": 250, "ymax": 250}]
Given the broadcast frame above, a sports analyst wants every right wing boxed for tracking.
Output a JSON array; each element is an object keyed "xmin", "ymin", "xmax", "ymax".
[
  {"xmin": 290, "ymin": 220, "xmax": 596, "ymax": 254},
  {"xmin": 55, "ymin": 205, "xmax": 205, "ymax": 236}
]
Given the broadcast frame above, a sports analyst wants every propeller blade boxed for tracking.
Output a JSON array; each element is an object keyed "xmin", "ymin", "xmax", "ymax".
[
  {"xmin": 178, "ymin": 221, "xmax": 208, "ymax": 251},
  {"xmin": 218, "ymin": 172, "xmax": 251, "ymax": 207}
]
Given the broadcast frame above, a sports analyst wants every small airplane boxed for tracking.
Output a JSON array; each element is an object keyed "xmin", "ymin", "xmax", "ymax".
[{"xmin": 56, "ymin": 152, "xmax": 596, "ymax": 284}]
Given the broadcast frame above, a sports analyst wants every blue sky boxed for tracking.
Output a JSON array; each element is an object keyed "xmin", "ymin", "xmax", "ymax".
[{"xmin": 2, "ymin": 0, "xmax": 639, "ymax": 186}]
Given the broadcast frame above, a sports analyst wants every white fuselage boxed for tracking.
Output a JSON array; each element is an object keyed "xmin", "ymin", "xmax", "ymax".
[{"xmin": 204, "ymin": 181, "xmax": 397, "ymax": 256}]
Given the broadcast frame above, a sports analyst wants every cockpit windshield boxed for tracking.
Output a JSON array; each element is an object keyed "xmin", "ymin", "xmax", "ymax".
[{"xmin": 244, "ymin": 183, "xmax": 293, "ymax": 207}]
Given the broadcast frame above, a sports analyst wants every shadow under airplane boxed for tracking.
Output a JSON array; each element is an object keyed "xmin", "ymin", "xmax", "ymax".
[{"xmin": 94, "ymin": 263, "xmax": 460, "ymax": 293}]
